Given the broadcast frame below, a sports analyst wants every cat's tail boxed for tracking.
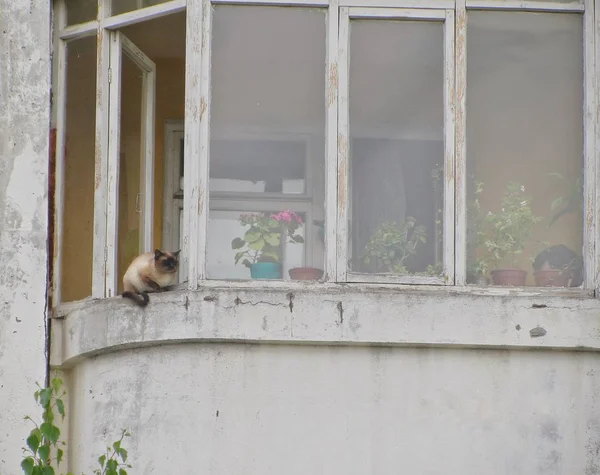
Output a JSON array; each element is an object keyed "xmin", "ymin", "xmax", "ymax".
[{"xmin": 122, "ymin": 291, "xmax": 150, "ymax": 307}]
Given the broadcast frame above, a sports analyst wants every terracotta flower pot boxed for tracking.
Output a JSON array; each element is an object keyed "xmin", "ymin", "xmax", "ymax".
[
  {"xmin": 490, "ymin": 268, "xmax": 527, "ymax": 286},
  {"xmin": 533, "ymin": 269, "xmax": 571, "ymax": 287},
  {"xmin": 289, "ymin": 267, "xmax": 324, "ymax": 281}
]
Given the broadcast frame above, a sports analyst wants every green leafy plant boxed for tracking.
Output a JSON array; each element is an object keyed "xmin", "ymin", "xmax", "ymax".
[
  {"xmin": 21, "ymin": 375, "xmax": 132, "ymax": 475},
  {"xmin": 484, "ymin": 182, "xmax": 543, "ymax": 270},
  {"xmin": 548, "ymin": 171, "xmax": 583, "ymax": 226},
  {"xmin": 466, "ymin": 180, "xmax": 490, "ymax": 280},
  {"xmin": 362, "ymin": 217, "xmax": 427, "ymax": 274},
  {"xmin": 231, "ymin": 211, "xmax": 304, "ymax": 268}
]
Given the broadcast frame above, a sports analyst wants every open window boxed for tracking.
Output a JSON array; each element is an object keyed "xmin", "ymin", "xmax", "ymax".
[
  {"xmin": 51, "ymin": 0, "xmax": 599, "ymax": 307},
  {"xmin": 106, "ymin": 32, "xmax": 156, "ymax": 297}
]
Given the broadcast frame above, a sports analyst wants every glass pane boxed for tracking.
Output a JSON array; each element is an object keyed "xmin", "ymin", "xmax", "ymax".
[
  {"xmin": 210, "ymin": 139, "xmax": 307, "ymax": 194},
  {"xmin": 120, "ymin": 11, "xmax": 187, "ymax": 283},
  {"xmin": 466, "ymin": 11, "xmax": 584, "ymax": 287},
  {"xmin": 116, "ymin": 53, "xmax": 144, "ymax": 295},
  {"xmin": 61, "ymin": 37, "xmax": 97, "ymax": 301},
  {"xmin": 66, "ymin": 0, "xmax": 97, "ymax": 25},
  {"xmin": 112, "ymin": 0, "xmax": 172, "ymax": 16},
  {"xmin": 208, "ymin": 210, "xmax": 307, "ymax": 280},
  {"xmin": 348, "ymin": 19, "xmax": 444, "ymax": 278},
  {"xmin": 208, "ymin": 6, "xmax": 326, "ymax": 280}
]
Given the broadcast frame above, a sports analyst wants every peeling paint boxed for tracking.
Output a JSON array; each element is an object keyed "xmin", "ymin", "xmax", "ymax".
[
  {"xmin": 337, "ymin": 133, "xmax": 348, "ymax": 212},
  {"xmin": 200, "ymin": 96, "xmax": 207, "ymax": 121},
  {"xmin": 0, "ymin": 0, "xmax": 51, "ymax": 470},
  {"xmin": 327, "ymin": 62, "xmax": 338, "ymax": 107}
]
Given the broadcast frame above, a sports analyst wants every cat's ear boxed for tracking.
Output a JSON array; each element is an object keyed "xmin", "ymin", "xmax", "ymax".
[
  {"xmin": 154, "ymin": 249, "xmax": 164, "ymax": 260},
  {"xmin": 174, "ymin": 249, "xmax": 181, "ymax": 257}
]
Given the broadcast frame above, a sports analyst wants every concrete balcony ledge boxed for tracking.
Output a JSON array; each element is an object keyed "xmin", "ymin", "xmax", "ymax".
[{"xmin": 51, "ymin": 283, "xmax": 600, "ymax": 367}]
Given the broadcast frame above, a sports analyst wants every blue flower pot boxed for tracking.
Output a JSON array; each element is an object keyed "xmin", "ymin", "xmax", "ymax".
[{"xmin": 250, "ymin": 262, "xmax": 281, "ymax": 279}]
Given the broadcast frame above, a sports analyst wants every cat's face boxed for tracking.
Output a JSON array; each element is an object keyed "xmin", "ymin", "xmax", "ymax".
[{"xmin": 154, "ymin": 249, "xmax": 181, "ymax": 273}]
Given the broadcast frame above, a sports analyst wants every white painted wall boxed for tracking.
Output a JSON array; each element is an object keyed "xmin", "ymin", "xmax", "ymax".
[
  {"xmin": 0, "ymin": 0, "xmax": 51, "ymax": 472},
  {"xmin": 55, "ymin": 286, "xmax": 600, "ymax": 475},
  {"xmin": 68, "ymin": 343, "xmax": 600, "ymax": 475}
]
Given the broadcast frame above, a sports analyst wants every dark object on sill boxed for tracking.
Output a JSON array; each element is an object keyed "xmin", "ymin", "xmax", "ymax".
[
  {"xmin": 530, "ymin": 326, "xmax": 547, "ymax": 338},
  {"xmin": 532, "ymin": 244, "xmax": 583, "ymax": 287},
  {"xmin": 289, "ymin": 267, "xmax": 324, "ymax": 281},
  {"xmin": 533, "ymin": 269, "xmax": 571, "ymax": 287}
]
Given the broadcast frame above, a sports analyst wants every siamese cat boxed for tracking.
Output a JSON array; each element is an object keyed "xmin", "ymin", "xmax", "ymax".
[
  {"xmin": 532, "ymin": 244, "xmax": 583, "ymax": 287},
  {"xmin": 122, "ymin": 249, "xmax": 180, "ymax": 307}
]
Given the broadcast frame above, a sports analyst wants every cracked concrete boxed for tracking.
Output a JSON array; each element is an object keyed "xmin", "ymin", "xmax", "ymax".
[{"xmin": 0, "ymin": 0, "xmax": 51, "ymax": 472}]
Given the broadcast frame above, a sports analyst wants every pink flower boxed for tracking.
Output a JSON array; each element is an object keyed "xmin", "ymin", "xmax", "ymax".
[{"xmin": 270, "ymin": 210, "xmax": 303, "ymax": 227}]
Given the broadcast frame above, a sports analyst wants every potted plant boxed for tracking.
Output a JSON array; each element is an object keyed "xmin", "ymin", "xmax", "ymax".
[
  {"xmin": 362, "ymin": 217, "xmax": 427, "ymax": 275},
  {"xmin": 529, "ymin": 171, "xmax": 584, "ymax": 287},
  {"xmin": 532, "ymin": 243, "xmax": 582, "ymax": 287},
  {"xmin": 548, "ymin": 171, "xmax": 583, "ymax": 226},
  {"xmin": 484, "ymin": 182, "xmax": 543, "ymax": 286},
  {"xmin": 287, "ymin": 219, "xmax": 326, "ymax": 281},
  {"xmin": 270, "ymin": 210, "xmax": 323, "ymax": 281},
  {"xmin": 231, "ymin": 211, "xmax": 304, "ymax": 279},
  {"xmin": 466, "ymin": 181, "xmax": 490, "ymax": 285}
]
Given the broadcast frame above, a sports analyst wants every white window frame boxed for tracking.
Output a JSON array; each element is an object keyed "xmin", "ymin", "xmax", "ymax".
[
  {"xmin": 188, "ymin": 0, "xmax": 335, "ymax": 288},
  {"xmin": 105, "ymin": 31, "xmax": 157, "ymax": 297},
  {"xmin": 336, "ymin": 6, "xmax": 455, "ymax": 286},
  {"xmin": 162, "ymin": 120, "xmax": 319, "ymax": 281},
  {"xmin": 455, "ymin": 0, "xmax": 594, "ymax": 293},
  {"xmin": 51, "ymin": 0, "xmax": 600, "ymax": 308},
  {"xmin": 162, "ymin": 120, "xmax": 184, "ymax": 254}
]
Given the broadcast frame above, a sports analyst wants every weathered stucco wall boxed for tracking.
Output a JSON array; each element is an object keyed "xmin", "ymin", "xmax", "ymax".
[
  {"xmin": 0, "ymin": 0, "xmax": 50, "ymax": 471},
  {"xmin": 54, "ymin": 285, "xmax": 600, "ymax": 474}
]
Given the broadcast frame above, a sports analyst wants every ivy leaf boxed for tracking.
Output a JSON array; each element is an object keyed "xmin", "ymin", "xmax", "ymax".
[
  {"xmin": 26, "ymin": 433, "xmax": 40, "ymax": 453},
  {"xmin": 98, "ymin": 454, "xmax": 106, "ymax": 468},
  {"xmin": 40, "ymin": 423, "xmax": 60, "ymax": 445},
  {"xmin": 56, "ymin": 399, "xmax": 65, "ymax": 418},
  {"xmin": 42, "ymin": 467, "xmax": 55, "ymax": 475},
  {"xmin": 290, "ymin": 235, "xmax": 304, "ymax": 243},
  {"xmin": 21, "ymin": 457, "xmax": 34, "ymax": 475},
  {"xmin": 107, "ymin": 459, "xmax": 119, "ymax": 471},
  {"xmin": 118, "ymin": 448, "xmax": 128, "ymax": 462},
  {"xmin": 38, "ymin": 445, "xmax": 50, "ymax": 463},
  {"xmin": 231, "ymin": 237, "xmax": 245, "ymax": 250},
  {"xmin": 57, "ymin": 448, "xmax": 64, "ymax": 465},
  {"xmin": 119, "ymin": 469, "xmax": 128, "ymax": 475},
  {"xmin": 39, "ymin": 389, "xmax": 51, "ymax": 408},
  {"xmin": 51, "ymin": 377, "xmax": 62, "ymax": 394},
  {"xmin": 242, "ymin": 259, "xmax": 252, "ymax": 268}
]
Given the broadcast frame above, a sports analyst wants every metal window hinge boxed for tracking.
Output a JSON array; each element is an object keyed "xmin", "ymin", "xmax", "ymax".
[
  {"xmin": 108, "ymin": 68, "xmax": 112, "ymax": 84},
  {"xmin": 104, "ymin": 246, "xmax": 108, "ymax": 262}
]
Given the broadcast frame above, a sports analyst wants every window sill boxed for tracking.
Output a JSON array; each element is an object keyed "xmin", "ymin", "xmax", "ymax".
[{"xmin": 51, "ymin": 282, "xmax": 600, "ymax": 368}]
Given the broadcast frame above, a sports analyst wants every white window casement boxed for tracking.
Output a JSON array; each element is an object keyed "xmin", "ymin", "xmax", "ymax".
[{"xmin": 51, "ymin": 0, "xmax": 600, "ymax": 310}]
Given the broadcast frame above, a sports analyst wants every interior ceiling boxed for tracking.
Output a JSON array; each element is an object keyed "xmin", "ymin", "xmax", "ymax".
[{"xmin": 118, "ymin": 8, "xmax": 581, "ymax": 134}]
